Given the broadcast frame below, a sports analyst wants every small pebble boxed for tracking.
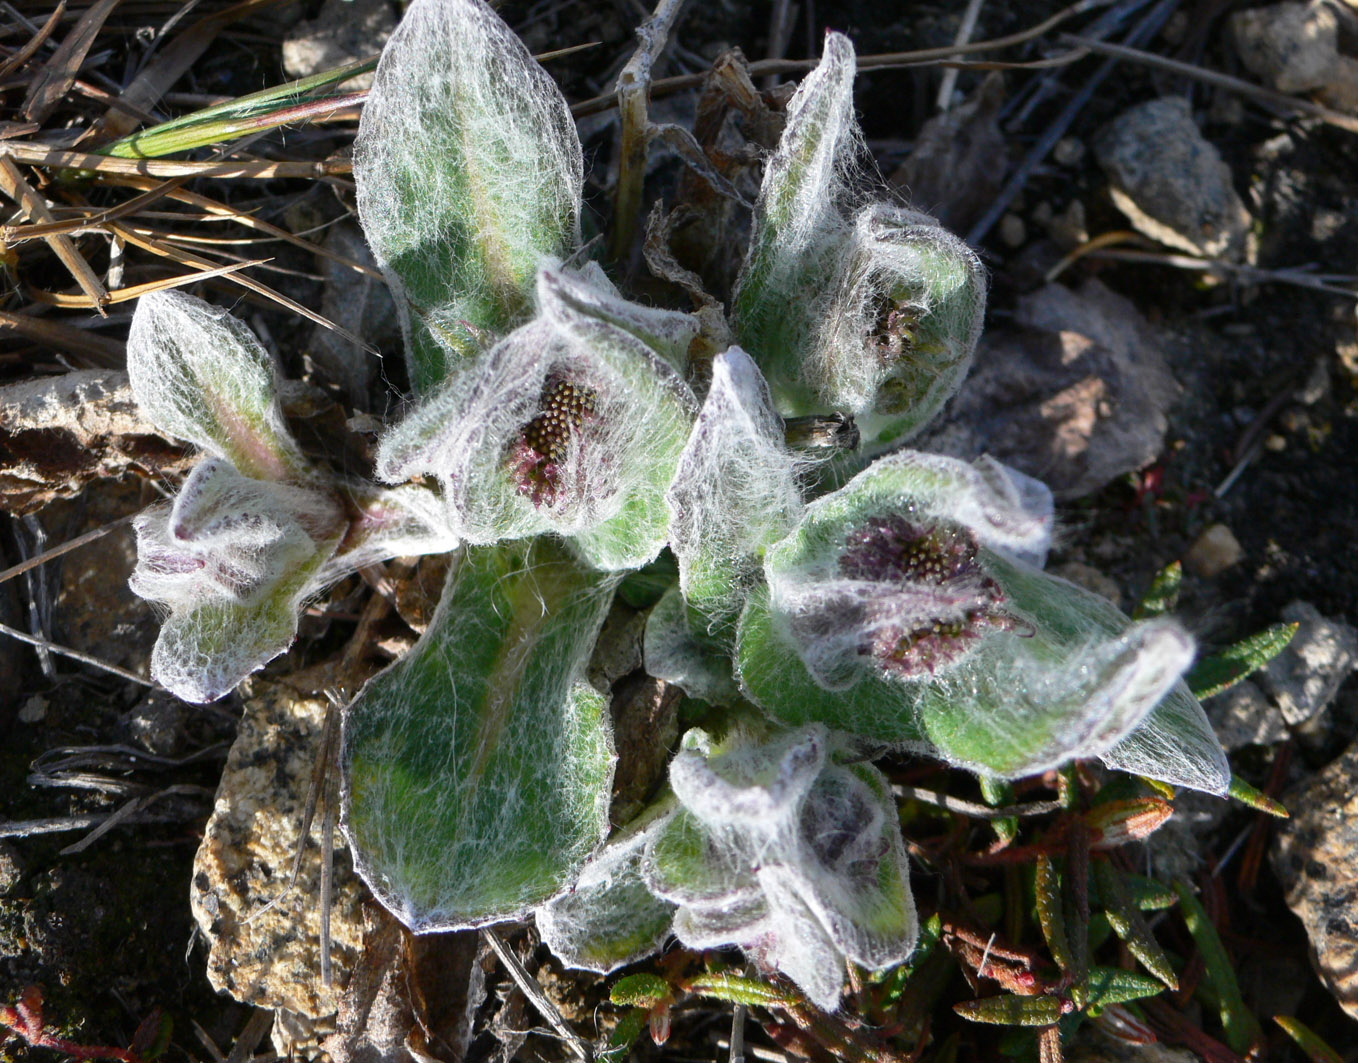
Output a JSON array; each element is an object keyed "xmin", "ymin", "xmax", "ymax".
[
  {"xmin": 1265, "ymin": 433, "xmax": 1287, "ymax": 452},
  {"xmin": 998, "ymin": 213, "xmax": 1026, "ymax": 248},
  {"xmin": 18, "ymin": 695, "xmax": 47, "ymax": 724},
  {"xmin": 1053, "ymin": 136, "xmax": 1085, "ymax": 167},
  {"xmin": 1183, "ymin": 523, "xmax": 1243, "ymax": 578}
]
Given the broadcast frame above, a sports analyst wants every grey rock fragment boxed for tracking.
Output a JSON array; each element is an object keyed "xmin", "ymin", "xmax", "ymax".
[
  {"xmin": 1231, "ymin": 2, "xmax": 1358, "ymax": 112},
  {"xmin": 1272, "ymin": 739, "xmax": 1358, "ymax": 1020},
  {"xmin": 1257, "ymin": 601, "xmax": 1358, "ymax": 726},
  {"xmin": 190, "ymin": 682, "xmax": 365, "ymax": 1019},
  {"xmin": 918, "ymin": 279, "xmax": 1176, "ymax": 499},
  {"xmin": 1207, "ymin": 679, "xmax": 1288, "ymax": 750},
  {"xmin": 283, "ymin": 0, "xmax": 396, "ymax": 90},
  {"xmin": 1094, "ymin": 97, "xmax": 1251, "ymax": 260}
]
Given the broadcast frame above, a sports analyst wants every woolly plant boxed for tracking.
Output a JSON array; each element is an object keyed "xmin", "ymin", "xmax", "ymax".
[{"xmin": 117, "ymin": 0, "xmax": 1288, "ymax": 1039}]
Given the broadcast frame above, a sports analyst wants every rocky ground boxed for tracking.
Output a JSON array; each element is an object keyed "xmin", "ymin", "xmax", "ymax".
[{"xmin": 2, "ymin": 1, "xmax": 1358, "ymax": 1062}]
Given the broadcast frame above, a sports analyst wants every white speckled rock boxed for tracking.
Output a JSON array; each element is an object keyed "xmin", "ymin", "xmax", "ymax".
[
  {"xmin": 190, "ymin": 682, "xmax": 365, "ymax": 1018},
  {"xmin": 1272, "ymin": 739, "xmax": 1358, "ymax": 1020},
  {"xmin": 1257, "ymin": 601, "xmax": 1358, "ymax": 727}
]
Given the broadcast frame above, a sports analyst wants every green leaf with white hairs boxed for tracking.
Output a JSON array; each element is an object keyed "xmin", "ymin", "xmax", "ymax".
[
  {"xmin": 733, "ymin": 31, "xmax": 857, "ymax": 382},
  {"xmin": 535, "ymin": 796, "xmax": 678, "ymax": 973},
  {"xmin": 127, "ymin": 290, "xmax": 309, "ymax": 482},
  {"xmin": 666, "ymin": 347, "xmax": 803, "ymax": 624},
  {"xmin": 354, "ymin": 0, "xmax": 583, "ymax": 392},
  {"xmin": 129, "ymin": 458, "xmax": 345, "ymax": 702},
  {"xmin": 341, "ymin": 540, "xmax": 618, "ymax": 931},
  {"xmin": 643, "ymin": 584, "xmax": 741, "ymax": 705},
  {"xmin": 733, "ymin": 34, "xmax": 985, "ymax": 447},
  {"xmin": 810, "ymin": 206, "xmax": 986, "ymax": 448}
]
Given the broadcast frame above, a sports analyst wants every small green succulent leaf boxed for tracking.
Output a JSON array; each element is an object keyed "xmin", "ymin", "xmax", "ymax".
[
  {"xmin": 667, "ymin": 347, "xmax": 803, "ymax": 623},
  {"xmin": 535, "ymin": 796, "xmax": 678, "ymax": 974},
  {"xmin": 354, "ymin": 0, "xmax": 583, "ymax": 392},
  {"xmin": 340, "ymin": 540, "xmax": 618, "ymax": 930},
  {"xmin": 127, "ymin": 291, "xmax": 309, "ymax": 482},
  {"xmin": 1186, "ymin": 621, "xmax": 1298, "ymax": 699},
  {"xmin": 1133, "ymin": 561, "xmax": 1182, "ymax": 620},
  {"xmin": 643, "ymin": 584, "xmax": 741, "ymax": 705},
  {"xmin": 1226, "ymin": 774, "xmax": 1288, "ymax": 818},
  {"xmin": 954, "ymin": 995, "xmax": 1063, "ymax": 1027},
  {"xmin": 1093, "ymin": 860, "xmax": 1178, "ymax": 990},
  {"xmin": 734, "ymin": 31, "xmax": 856, "ymax": 369},
  {"xmin": 1173, "ymin": 880, "xmax": 1264, "ymax": 1054},
  {"xmin": 644, "ymin": 725, "xmax": 917, "ymax": 1012},
  {"xmin": 1079, "ymin": 967, "xmax": 1166, "ymax": 1010},
  {"xmin": 375, "ymin": 267, "xmax": 697, "ymax": 571},
  {"xmin": 129, "ymin": 458, "xmax": 345, "ymax": 702},
  {"xmin": 609, "ymin": 973, "xmax": 673, "ymax": 1009}
]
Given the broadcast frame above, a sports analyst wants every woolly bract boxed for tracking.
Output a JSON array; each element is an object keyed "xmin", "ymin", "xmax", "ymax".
[
  {"xmin": 666, "ymin": 347, "xmax": 803, "ymax": 622},
  {"xmin": 376, "ymin": 267, "xmax": 699, "ymax": 572},
  {"xmin": 127, "ymin": 290, "xmax": 310, "ymax": 483},
  {"xmin": 643, "ymin": 585, "xmax": 741, "ymax": 704},
  {"xmin": 641, "ymin": 725, "xmax": 917, "ymax": 1011},
  {"xmin": 130, "ymin": 458, "xmax": 344, "ymax": 702},
  {"xmin": 341, "ymin": 540, "xmax": 618, "ymax": 931},
  {"xmin": 125, "ymin": 291, "xmax": 459, "ymax": 702},
  {"xmin": 535, "ymin": 795, "xmax": 678, "ymax": 974},
  {"xmin": 733, "ymin": 33, "xmax": 984, "ymax": 449},
  {"xmin": 738, "ymin": 451, "xmax": 1229, "ymax": 791},
  {"xmin": 354, "ymin": 0, "xmax": 583, "ymax": 393}
]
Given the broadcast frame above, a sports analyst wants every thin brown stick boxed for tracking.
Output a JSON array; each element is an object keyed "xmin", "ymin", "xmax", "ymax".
[
  {"xmin": 0, "ymin": 156, "xmax": 109, "ymax": 311},
  {"xmin": 0, "ymin": 1, "xmax": 65, "ymax": 81},
  {"xmin": 21, "ymin": 0, "xmax": 120, "ymax": 124},
  {"xmin": 2, "ymin": 176, "xmax": 188, "ymax": 242},
  {"xmin": 0, "ymin": 619, "xmax": 153, "ymax": 685},
  {"xmin": 571, "ymin": 0, "xmax": 1112, "ymax": 116},
  {"xmin": 0, "ymin": 514, "xmax": 135, "ymax": 588},
  {"xmin": 1060, "ymin": 33, "xmax": 1358, "ymax": 136},
  {"xmin": 483, "ymin": 928, "xmax": 592, "ymax": 1062},
  {"xmin": 0, "ymin": 307, "xmax": 126, "ymax": 365},
  {"xmin": 109, "ymin": 220, "xmax": 373, "ymax": 349}
]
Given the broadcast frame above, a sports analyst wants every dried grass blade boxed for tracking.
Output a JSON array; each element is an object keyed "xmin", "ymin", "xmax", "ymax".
[
  {"xmin": 0, "ymin": 156, "xmax": 109, "ymax": 311},
  {"xmin": 2, "ymin": 176, "xmax": 187, "ymax": 242},
  {"xmin": 21, "ymin": 0, "xmax": 121, "ymax": 124},
  {"xmin": 0, "ymin": 618, "xmax": 152, "ymax": 685},
  {"xmin": 109, "ymin": 221, "xmax": 374, "ymax": 350},
  {"xmin": 26, "ymin": 256, "xmax": 269, "ymax": 307},
  {"xmin": 0, "ymin": 1, "xmax": 66, "ymax": 81},
  {"xmin": 0, "ymin": 143, "xmax": 351, "ymax": 179},
  {"xmin": 0, "ymin": 307, "xmax": 125, "ymax": 365},
  {"xmin": 136, "ymin": 180, "xmax": 381, "ymax": 278}
]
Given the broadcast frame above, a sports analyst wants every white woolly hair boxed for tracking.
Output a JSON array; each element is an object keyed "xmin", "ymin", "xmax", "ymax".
[
  {"xmin": 354, "ymin": 0, "xmax": 583, "ymax": 368},
  {"xmin": 810, "ymin": 205, "xmax": 986, "ymax": 444},
  {"xmin": 654, "ymin": 725, "xmax": 917, "ymax": 1010},
  {"xmin": 128, "ymin": 458, "xmax": 346, "ymax": 702},
  {"xmin": 765, "ymin": 451, "xmax": 1053, "ymax": 689},
  {"xmin": 534, "ymin": 798, "xmax": 678, "ymax": 974},
  {"xmin": 376, "ymin": 269, "xmax": 698, "ymax": 571},
  {"xmin": 666, "ymin": 347, "xmax": 804, "ymax": 620},
  {"xmin": 126, "ymin": 290, "xmax": 308, "ymax": 483}
]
